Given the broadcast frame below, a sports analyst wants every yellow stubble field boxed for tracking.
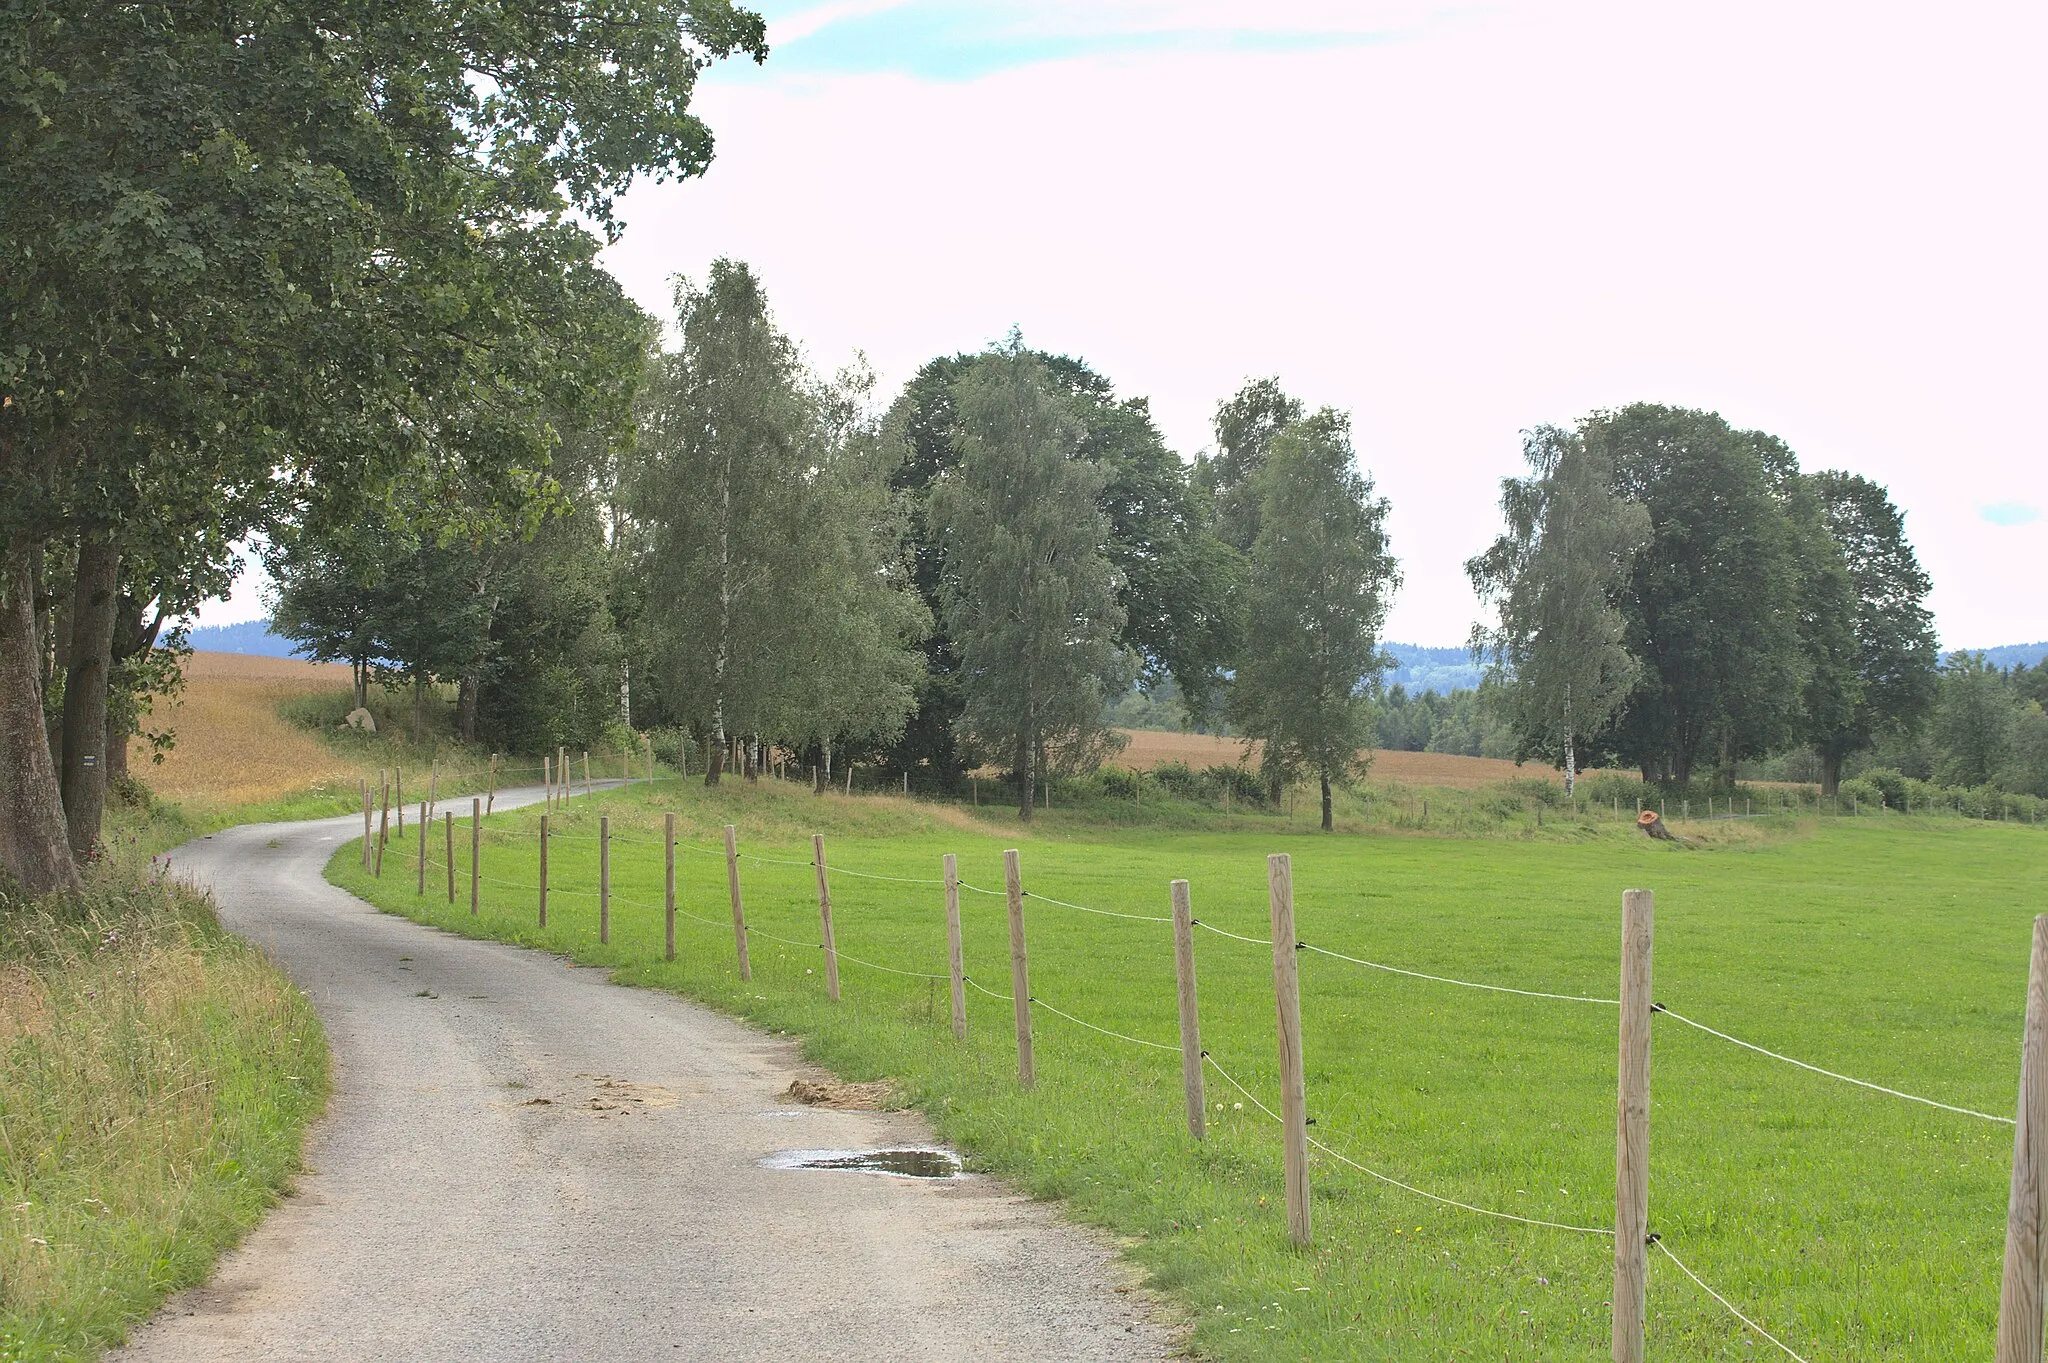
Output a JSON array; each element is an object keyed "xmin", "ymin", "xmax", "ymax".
[{"xmin": 131, "ymin": 652, "xmax": 359, "ymax": 809}]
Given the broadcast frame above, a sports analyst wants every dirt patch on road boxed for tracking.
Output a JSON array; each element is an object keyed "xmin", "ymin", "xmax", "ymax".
[{"xmin": 784, "ymin": 1075, "xmax": 896, "ymax": 1110}]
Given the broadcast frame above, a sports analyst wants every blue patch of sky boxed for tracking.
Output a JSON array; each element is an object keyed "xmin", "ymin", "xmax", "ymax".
[
  {"xmin": 713, "ymin": 1, "xmax": 1418, "ymax": 84},
  {"xmin": 1981, "ymin": 501, "xmax": 2042, "ymax": 527}
]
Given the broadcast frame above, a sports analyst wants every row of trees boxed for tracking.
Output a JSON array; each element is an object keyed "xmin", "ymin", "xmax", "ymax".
[
  {"xmin": 270, "ymin": 262, "xmax": 1406, "ymax": 829},
  {"xmin": 267, "ymin": 266, "xmax": 1972, "ymax": 826},
  {"xmin": 1468, "ymin": 407, "xmax": 1940, "ymax": 795},
  {"xmin": 0, "ymin": 0, "xmax": 770, "ymax": 895}
]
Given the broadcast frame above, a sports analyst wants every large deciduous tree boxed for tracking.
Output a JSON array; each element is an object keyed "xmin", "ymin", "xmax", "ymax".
[
  {"xmin": 930, "ymin": 344, "xmax": 1126, "ymax": 820},
  {"xmin": 1229, "ymin": 410, "xmax": 1398, "ymax": 831},
  {"xmin": 1588, "ymin": 405, "xmax": 1806, "ymax": 786},
  {"xmin": 1466, "ymin": 425, "xmax": 1649, "ymax": 794},
  {"xmin": 1807, "ymin": 471, "xmax": 1939, "ymax": 794},
  {"xmin": 0, "ymin": 0, "xmax": 767, "ymax": 894}
]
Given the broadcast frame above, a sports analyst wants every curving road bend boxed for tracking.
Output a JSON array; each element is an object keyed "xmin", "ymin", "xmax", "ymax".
[{"xmin": 113, "ymin": 790, "xmax": 1170, "ymax": 1362}]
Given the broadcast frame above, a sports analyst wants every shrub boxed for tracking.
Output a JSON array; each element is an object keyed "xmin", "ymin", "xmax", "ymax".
[
  {"xmin": 1096, "ymin": 766, "xmax": 1140, "ymax": 800},
  {"xmin": 1204, "ymin": 764, "xmax": 1266, "ymax": 805},
  {"xmin": 1858, "ymin": 767, "xmax": 1909, "ymax": 811},
  {"xmin": 1149, "ymin": 761, "xmax": 1203, "ymax": 799}
]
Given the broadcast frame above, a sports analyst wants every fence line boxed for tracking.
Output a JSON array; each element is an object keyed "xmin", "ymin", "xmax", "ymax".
[
  {"xmin": 1194, "ymin": 914, "xmax": 2006, "ymax": 1124},
  {"xmin": 379, "ymin": 806, "xmax": 2011, "ymax": 1359}
]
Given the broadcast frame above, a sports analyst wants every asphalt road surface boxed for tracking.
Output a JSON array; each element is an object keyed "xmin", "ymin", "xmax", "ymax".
[{"xmin": 112, "ymin": 788, "xmax": 1170, "ymax": 1362}]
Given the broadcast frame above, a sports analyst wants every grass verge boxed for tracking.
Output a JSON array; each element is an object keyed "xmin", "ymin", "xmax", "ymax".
[
  {"xmin": 333, "ymin": 774, "xmax": 2039, "ymax": 1359},
  {"xmin": 0, "ymin": 823, "xmax": 329, "ymax": 1363}
]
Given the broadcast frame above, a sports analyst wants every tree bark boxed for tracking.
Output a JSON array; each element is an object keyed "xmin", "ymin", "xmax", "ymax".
[
  {"xmin": 1562, "ymin": 687, "xmax": 1577, "ymax": 797},
  {"xmin": 1015, "ymin": 735, "xmax": 1034, "ymax": 822},
  {"xmin": 59, "ymin": 538, "xmax": 119, "ymax": 860},
  {"xmin": 456, "ymin": 675, "xmax": 478, "ymax": 742},
  {"xmin": 1320, "ymin": 773, "xmax": 1333, "ymax": 831},
  {"xmin": 0, "ymin": 534, "xmax": 81, "ymax": 896},
  {"xmin": 1819, "ymin": 746, "xmax": 1844, "ymax": 798}
]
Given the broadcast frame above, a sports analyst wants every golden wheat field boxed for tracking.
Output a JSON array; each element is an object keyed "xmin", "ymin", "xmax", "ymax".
[
  {"xmin": 132, "ymin": 652, "xmax": 359, "ymax": 809},
  {"xmin": 1108, "ymin": 728, "xmax": 1634, "ymax": 789}
]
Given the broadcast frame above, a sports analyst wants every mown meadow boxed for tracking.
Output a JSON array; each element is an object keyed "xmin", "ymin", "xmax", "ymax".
[{"xmin": 332, "ymin": 774, "xmax": 2041, "ymax": 1359}]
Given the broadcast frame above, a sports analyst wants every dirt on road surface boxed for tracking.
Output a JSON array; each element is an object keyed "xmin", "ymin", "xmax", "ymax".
[{"xmin": 113, "ymin": 790, "xmax": 1172, "ymax": 1362}]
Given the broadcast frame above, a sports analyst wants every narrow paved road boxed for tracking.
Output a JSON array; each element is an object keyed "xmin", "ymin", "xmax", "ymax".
[{"xmin": 114, "ymin": 790, "xmax": 1170, "ymax": 1362}]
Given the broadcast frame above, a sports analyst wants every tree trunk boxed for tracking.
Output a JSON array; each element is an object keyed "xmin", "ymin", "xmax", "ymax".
[
  {"xmin": 1819, "ymin": 746, "xmax": 1844, "ymax": 798},
  {"xmin": 1320, "ymin": 773, "xmax": 1333, "ymax": 831},
  {"xmin": 0, "ymin": 534, "xmax": 81, "ymax": 896},
  {"xmin": 1562, "ymin": 687, "xmax": 1577, "ymax": 797},
  {"xmin": 745, "ymin": 736, "xmax": 758, "ymax": 783},
  {"xmin": 704, "ymin": 721, "xmax": 724, "ymax": 787},
  {"xmin": 456, "ymin": 675, "xmax": 478, "ymax": 743},
  {"xmin": 352, "ymin": 657, "xmax": 368, "ymax": 710},
  {"xmin": 1015, "ymin": 735, "xmax": 1034, "ymax": 823},
  {"xmin": 59, "ymin": 538, "xmax": 119, "ymax": 860}
]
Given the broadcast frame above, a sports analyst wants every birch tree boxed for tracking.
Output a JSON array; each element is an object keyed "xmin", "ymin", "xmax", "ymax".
[
  {"xmin": 930, "ymin": 344, "xmax": 1125, "ymax": 820},
  {"xmin": 1228, "ymin": 410, "xmax": 1398, "ymax": 831},
  {"xmin": 631, "ymin": 264, "xmax": 925, "ymax": 783},
  {"xmin": 1466, "ymin": 425, "xmax": 1648, "ymax": 794}
]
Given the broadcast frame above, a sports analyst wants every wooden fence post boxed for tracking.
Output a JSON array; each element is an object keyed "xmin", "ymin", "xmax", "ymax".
[
  {"xmin": 375, "ymin": 785, "xmax": 388, "ymax": 877},
  {"xmin": 416, "ymin": 802, "xmax": 427, "ymax": 895},
  {"xmin": 1267, "ymin": 853, "xmax": 1310, "ymax": 1245},
  {"xmin": 663, "ymin": 813, "xmax": 676, "ymax": 962},
  {"xmin": 583, "ymin": 750, "xmax": 591, "ymax": 798},
  {"xmin": 599, "ymin": 815, "xmax": 611, "ymax": 945},
  {"xmin": 1613, "ymin": 888, "xmax": 1655, "ymax": 1363},
  {"xmin": 1172, "ymin": 879, "xmax": 1205, "ymax": 1140},
  {"xmin": 1005, "ymin": 848, "xmax": 1034, "ymax": 1089},
  {"xmin": 361, "ymin": 782, "xmax": 372, "ymax": 867},
  {"xmin": 396, "ymin": 768, "xmax": 403, "ymax": 832},
  {"xmin": 813, "ymin": 833, "xmax": 840, "ymax": 1001},
  {"xmin": 724, "ymin": 824, "xmax": 751, "ymax": 980},
  {"xmin": 469, "ymin": 799, "xmax": 480, "ymax": 916},
  {"xmin": 538, "ymin": 815, "xmax": 549, "ymax": 928},
  {"xmin": 1997, "ymin": 915, "xmax": 2048, "ymax": 1362},
  {"xmin": 558, "ymin": 746, "xmax": 567, "ymax": 804},
  {"xmin": 543, "ymin": 755, "xmax": 553, "ymax": 811},
  {"xmin": 444, "ymin": 812, "xmax": 455, "ymax": 903},
  {"xmin": 427, "ymin": 762, "xmax": 438, "ymax": 823},
  {"xmin": 487, "ymin": 754, "xmax": 498, "ymax": 816},
  {"xmin": 944, "ymin": 854, "xmax": 966, "ymax": 1040}
]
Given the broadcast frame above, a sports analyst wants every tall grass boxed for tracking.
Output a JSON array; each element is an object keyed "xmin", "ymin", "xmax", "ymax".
[{"xmin": 0, "ymin": 829, "xmax": 328, "ymax": 1362}]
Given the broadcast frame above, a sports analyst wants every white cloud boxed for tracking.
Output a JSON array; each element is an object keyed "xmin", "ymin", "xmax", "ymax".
[{"xmin": 609, "ymin": 1, "xmax": 2045, "ymax": 647}]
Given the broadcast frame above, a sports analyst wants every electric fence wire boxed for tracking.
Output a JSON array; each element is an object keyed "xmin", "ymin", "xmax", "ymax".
[
  {"xmin": 1653, "ymin": 1005, "xmax": 2013, "ymax": 1125},
  {"xmin": 1194, "ymin": 917, "xmax": 2006, "ymax": 1123},
  {"xmin": 1031, "ymin": 998, "xmax": 1181, "ymax": 1051},
  {"xmin": 1653, "ymin": 1239, "xmax": 1810, "ymax": 1363},
  {"xmin": 1199, "ymin": 1052, "xmax": 1612, "ymax": 1235},
  {"xmin": 962, "ymin": 974, "xmax": 1014, "ymax": 1002},
  {"xmin": 1203, "ymin": 1051, "xmax": 1811, "ymax": 1360},
  {"xmin": 1023, "ymin": 890, "xmax": 1173, "ymax": 924}
]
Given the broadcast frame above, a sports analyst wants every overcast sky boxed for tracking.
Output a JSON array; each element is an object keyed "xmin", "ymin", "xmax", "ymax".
[{"xmin": 206, "ymin": 0, "xmax": 2047, "ymax": 649}]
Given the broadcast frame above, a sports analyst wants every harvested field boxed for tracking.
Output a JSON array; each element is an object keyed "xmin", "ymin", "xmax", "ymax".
[
  {"xmin": 133, "ymin": 651, "xmax": 358, "ymax": 809},
  {"xmin": 1108, "ymin": 728, "xmax": 1636, "ymax": 790}
]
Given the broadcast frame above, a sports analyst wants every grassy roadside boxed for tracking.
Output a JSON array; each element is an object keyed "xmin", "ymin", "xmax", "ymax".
[
  {"xmin": 0, "ymin": 818, "xmax": 330, "ymax": 1363},
  {"xmin": 333, "ymin": 773, "xmax": 2040, "ymax": 1358}
]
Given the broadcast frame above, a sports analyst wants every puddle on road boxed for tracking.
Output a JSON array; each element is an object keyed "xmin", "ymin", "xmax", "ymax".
[{"xmin": 762, "ymin": 1147, "xmax": 964, "ymax": 1179}]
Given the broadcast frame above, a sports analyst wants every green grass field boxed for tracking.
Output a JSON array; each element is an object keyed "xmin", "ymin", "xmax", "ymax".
[{"xmin": 330, "ymin": 775, "xmax": 2043, "ymax": 1359}]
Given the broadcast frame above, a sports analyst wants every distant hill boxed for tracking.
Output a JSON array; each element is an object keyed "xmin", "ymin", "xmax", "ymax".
[
  {"xmin": 1385, "ymin": 643, "xmax": 1483, "ymax": 694},
  {"xmin": 183, "ymin": 620, "xmax": 303, "ymax": 658},
  {"xmin": 175, "ymin": 618, "xmax": 2048, "ymax": 685},
  {"xmin": 1955, "ymin": 642, "xmax": 2048, "ymax": 670}
]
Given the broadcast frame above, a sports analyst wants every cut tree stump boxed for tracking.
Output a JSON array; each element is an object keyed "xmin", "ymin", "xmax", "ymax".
[{"xmin": 1636, "ymin": 810, "xmax": 1686, "ymax": 844}]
